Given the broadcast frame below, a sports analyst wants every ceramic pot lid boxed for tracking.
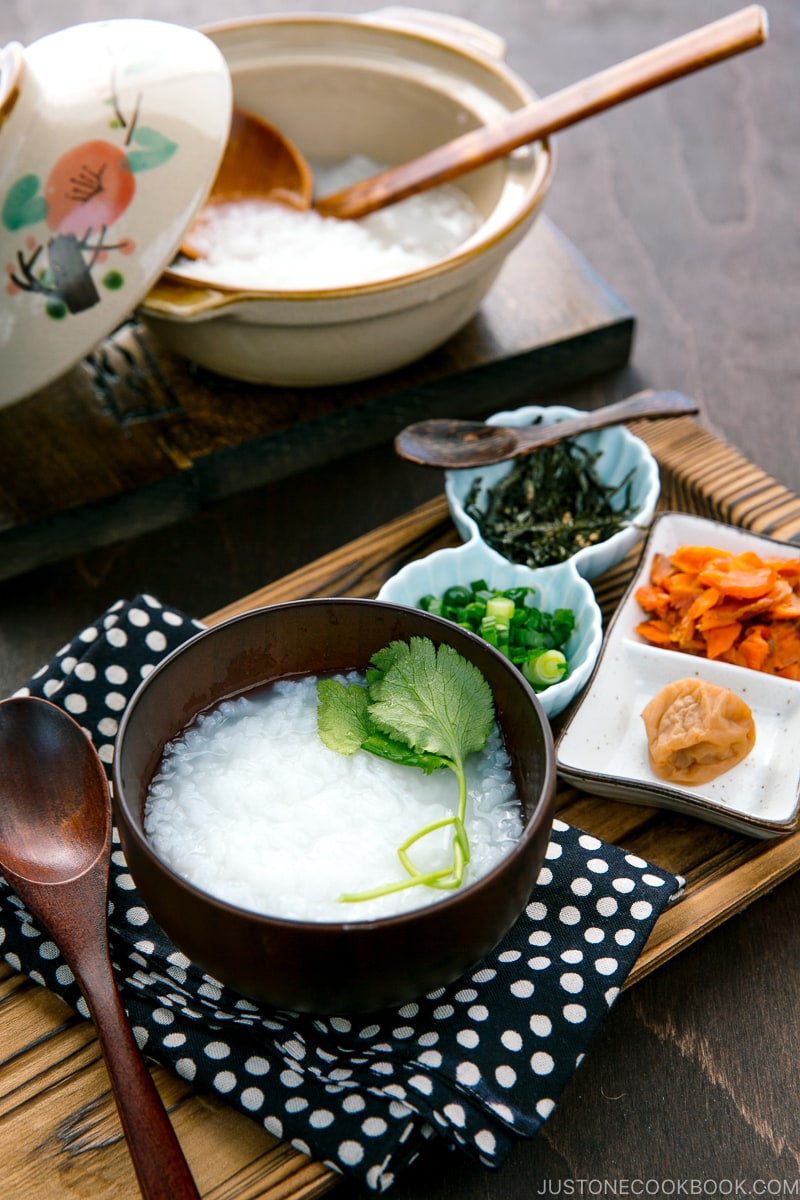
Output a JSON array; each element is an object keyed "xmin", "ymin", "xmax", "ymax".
[{"xmin": 0, "ymin": 19, "xmax": 232, "ymax": 409}]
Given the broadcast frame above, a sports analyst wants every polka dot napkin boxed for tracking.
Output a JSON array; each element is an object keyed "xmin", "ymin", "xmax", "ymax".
[{"xmin": 1, "ymin": 595, "xmax": 684, "ymax": 1192}]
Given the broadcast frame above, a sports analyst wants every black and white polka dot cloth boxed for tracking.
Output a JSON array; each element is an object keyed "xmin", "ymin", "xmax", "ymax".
[{"xmin": 1, "ymin": 595, "xmax": 684, "ymax": 1192}]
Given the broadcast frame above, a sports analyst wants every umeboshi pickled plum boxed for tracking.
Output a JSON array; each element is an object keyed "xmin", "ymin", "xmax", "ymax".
[{"xmin": 641, "ymin": 677, "xmax": 755, "ymax": 785}]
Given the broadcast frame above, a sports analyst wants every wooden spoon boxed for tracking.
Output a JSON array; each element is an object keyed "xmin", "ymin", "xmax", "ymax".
[
  {"xmin": 0, "ymin": 697, "xmax": 200, "ymax": 1200},
  {"xmin": 394, "ymin": 390, "xmax": 699, "ymax": 469},
  {"xmin": 182, "ymin": 3, "xmax": 766, "ymax": 250},
  {"xmin": 181, "ymin": 107, "xmax": 313, "ymax": 258}
]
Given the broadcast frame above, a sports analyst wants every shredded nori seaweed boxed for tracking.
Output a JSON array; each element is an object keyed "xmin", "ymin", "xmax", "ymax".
[{"xmin": 464, "ymin": 437, "xmax": 637, "ymax": 568}]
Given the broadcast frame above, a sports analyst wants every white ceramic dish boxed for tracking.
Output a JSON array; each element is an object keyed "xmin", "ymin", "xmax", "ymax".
[
  {"xmin": 556, "ymin": 511, "xmax": 800, "ymax": 838},
  {"xmin": 445, "ymin": 404, "xmax": 661, "ymax": 581},
  {"xmin": 0, "ymin": 19, "xmax": 232, "ymax": 409},
  {"xmin": 377, "ymin": 537, "xmax": 603, "ymax": 718},
  {"xmin": 137, "ymin": 8, "xmax": 554, "ymax": 387}
]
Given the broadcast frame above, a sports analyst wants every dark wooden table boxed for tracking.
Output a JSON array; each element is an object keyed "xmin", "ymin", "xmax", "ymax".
[{"xmin": 2, "ymin": 1, "xmax": 799, "ymax": 1196}]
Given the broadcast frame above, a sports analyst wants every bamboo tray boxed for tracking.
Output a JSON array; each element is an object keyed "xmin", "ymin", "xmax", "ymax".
[{"xmin": 2, "ymin": 414, "xmax": 800, "ymax": 1199}]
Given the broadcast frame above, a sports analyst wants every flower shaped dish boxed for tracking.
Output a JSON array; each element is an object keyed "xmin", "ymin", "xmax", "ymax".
[
  {"xmin": 445, "ymin": 404, "xmax": 661, "ymax": 582},
  {"xmin": 377, "ymin": 538, "xmax": 603, "ymax": 718}
]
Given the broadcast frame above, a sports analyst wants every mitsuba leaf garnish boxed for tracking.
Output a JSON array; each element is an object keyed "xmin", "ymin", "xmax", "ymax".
[
  {"xmin": 316, "ymin": 636, "xmax": 495, "ymax": 902},
  {"xmin": 316, "ymin": 676, "xmax": 447, "ymax": 773}
]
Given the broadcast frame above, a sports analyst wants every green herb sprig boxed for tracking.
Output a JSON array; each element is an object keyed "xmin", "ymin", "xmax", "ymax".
[{"xmin": 316, "ymin": 636, "xmax": 494, "ymax": 903}]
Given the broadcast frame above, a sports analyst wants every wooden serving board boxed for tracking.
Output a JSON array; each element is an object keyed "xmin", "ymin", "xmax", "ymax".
[
  {"xmin": 0, "ymin": 217, "xmax": 633, "ymax": 581},
  {"xmin": 3, "ymin": 415, "xmax": 800, "ymax": 1199},
  {"xmin": 206, "ymin": 413, "xmax": 800, "ymax": 992}
]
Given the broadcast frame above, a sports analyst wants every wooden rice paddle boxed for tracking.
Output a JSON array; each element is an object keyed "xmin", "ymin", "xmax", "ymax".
[
  {"xmin": 182, "ymin": 2, "xmax": 768, "ymax": 247},
  {"xmin": 316, "ymin": 5, "xmax": 768, "ymax": 218}
]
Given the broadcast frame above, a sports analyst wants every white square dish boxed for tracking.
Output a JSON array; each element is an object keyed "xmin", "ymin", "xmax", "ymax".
[{"xmin": 555, "ymin": 511, "xmax": 800, "ymax": 838}]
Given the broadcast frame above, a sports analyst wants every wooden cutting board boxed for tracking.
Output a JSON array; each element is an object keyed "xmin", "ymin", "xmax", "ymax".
[
  {"xmin": 2, "ymin": 414, "xmax": 800, "ymax": 1199},
  {"xmin": 0, "ymin": 217, "xmax": 633, "ymax": 581}
]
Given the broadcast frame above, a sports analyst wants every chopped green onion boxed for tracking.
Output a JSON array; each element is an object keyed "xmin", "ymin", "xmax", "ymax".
[
  {"xmin": 522, "ymin": 649, "xmax": 568, "ymax": 690},
  {"xmin": 417, "ymin": 581, "xmax": 574, "ymax": 691},
  {"xmin": 443, "ymin": 585, "xmax": 472, "ymax": 608},
  {"xmin": 419, "ymin": 594, "xmax": 443, "ymax": 617},
  {"xmin": 486, "ymin": 595, "xmax": 515, "ymax": 626}
]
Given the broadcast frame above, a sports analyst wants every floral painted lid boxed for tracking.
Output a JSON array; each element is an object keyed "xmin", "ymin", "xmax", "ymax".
[{"xmin": 0, "ymin": 19, "xmax": 232, "ymax": 409}]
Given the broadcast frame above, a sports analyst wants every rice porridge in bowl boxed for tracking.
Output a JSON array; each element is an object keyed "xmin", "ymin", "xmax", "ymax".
[
  {"xmin": 113, "ymin": 599, "xmax": 556, "ymax": 1014},
  {"xmin": 144, "ymin": 671, "xmax": 522, "ymax": 924}
]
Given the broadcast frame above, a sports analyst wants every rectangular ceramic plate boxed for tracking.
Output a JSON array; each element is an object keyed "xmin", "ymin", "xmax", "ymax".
[{"xmin": 556, "ymin": 511, "xmax": 800, "ymax": 838}]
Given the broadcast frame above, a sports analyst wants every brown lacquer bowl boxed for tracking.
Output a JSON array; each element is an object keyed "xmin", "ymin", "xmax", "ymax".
[{"xmin": 113, "ymin": 599, "xmax": 556, "ymax": 1013}]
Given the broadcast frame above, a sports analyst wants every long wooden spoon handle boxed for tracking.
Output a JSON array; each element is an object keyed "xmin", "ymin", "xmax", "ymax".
[
  {"xmin": 81, "ymin": 959, "xmax": 200, "ymax": 1200},
  {"xmin": 316, "ymin": 5, "xmax": 768, "ymax": 218},
  {"xmin": 513, "ymin": 389, "xmax": 699, "ymax": 451}
]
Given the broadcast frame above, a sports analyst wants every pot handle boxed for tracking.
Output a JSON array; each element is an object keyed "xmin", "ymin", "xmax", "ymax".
[{"xmin": 364, "ymin": 7, "xmax": 507, "ymax": 61}]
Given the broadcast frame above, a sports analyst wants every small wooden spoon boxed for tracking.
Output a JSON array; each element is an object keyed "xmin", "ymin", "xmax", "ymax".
[
  {"xmin": 394, "ymin": 390, "xmax": 699, "ymax": 469},
  {"xmin": 182, "ymin": 3, "xmax": 766, "ymax": 250},
  {"xmin": 0, "ymin": 697, "xmax": 200, "ymax": 1200},
  {"xmin": 181, "ymin": 107, "xmax": 313, "ymax": 258}
]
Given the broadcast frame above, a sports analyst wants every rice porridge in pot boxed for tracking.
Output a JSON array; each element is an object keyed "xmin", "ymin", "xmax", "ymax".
[{"xmin": 174, "ymin": 156, "xmax": 483, "ymax": 291}]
